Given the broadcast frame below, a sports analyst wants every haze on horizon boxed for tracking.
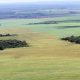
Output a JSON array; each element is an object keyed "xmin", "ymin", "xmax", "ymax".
[{"xmin": 0, "ymin": 0, "xmax": 79, "ymax": 4}]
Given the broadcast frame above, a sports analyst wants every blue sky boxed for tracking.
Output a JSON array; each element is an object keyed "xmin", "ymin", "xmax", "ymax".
[
  {"xmin": 0, "ymin": 0, "xmax": 51, "ymax": 3},
  {"xmin": 0, "ymin": 0, "xmax": 79, "ymax": 3}
]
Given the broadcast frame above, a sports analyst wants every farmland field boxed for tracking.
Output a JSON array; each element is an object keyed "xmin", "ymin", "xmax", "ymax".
[{"xmin": 0, "ymin": 15, "xmax": 80, "ymax": 80}]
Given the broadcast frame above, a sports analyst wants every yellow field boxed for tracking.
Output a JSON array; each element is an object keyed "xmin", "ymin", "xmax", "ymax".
[{"xmin": 0, "ymin": 28, "xmax": 80, "ymax": 80}]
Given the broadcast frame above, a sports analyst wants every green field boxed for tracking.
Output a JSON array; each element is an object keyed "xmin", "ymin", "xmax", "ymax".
[
  {"xmin": 0, "ymin": 16, "xmax": 80, "ymax": 80},
  {"xmin": 1, "ymin": 16, "xmax": 80, "ymax": 37}
]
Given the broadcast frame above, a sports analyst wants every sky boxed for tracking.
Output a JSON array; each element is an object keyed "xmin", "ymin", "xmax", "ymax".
[
  {"xmin": 0, "ymin": 0, "xmax": 51, "ymax": 3},
  {"xmin": 0, "ymin": 0, "xmax": 79, "ymax": 4}
]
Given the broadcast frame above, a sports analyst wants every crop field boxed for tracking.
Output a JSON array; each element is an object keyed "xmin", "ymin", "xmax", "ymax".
[{"xmin": 0, "ymin": 15, "xmax": 80, "ymax": 80}]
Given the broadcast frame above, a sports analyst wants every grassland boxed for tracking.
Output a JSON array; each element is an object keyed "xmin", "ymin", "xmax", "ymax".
[
  {"xmin": 0, "ymin": 16, "xmax": 80, "ymax": 80},
  {"xmin": 1, "ymin": 16, "xmax": 80, "ymax": 37}
]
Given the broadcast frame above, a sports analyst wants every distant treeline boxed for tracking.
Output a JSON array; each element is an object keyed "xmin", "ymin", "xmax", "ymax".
[
  {"xmin": 28, "ymin": 21, "xmax": 58, "ymax": 25},
  {"xmin": 28, "ymin": 20, "xmax": 80, "ymax": 25},
  {"xmin": 61, "ymin": 36, "xmax": 80, "ymax": 44},
  {"xmin": 0, "ymin": 40, "xmax": 29, "ymax": 50},
  {"xmin": 56, "ymin": 26, "xmax": 80, "ymax": 29},
  {"xmin": 0, "ymin": 34, "xmax": 17, "ymax": 37}
]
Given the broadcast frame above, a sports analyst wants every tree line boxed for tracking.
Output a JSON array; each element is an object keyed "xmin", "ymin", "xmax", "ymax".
[
  {"xmin": 61, "ymin": 35, "xmax": 80, "ymax": 44},
  {"xmin": 0, "ymin": 34, "xmax": 17, "ymax": 37},
  {"xmin": 0, "ymin": 40, "xmax": 29, "ymax": 50}
]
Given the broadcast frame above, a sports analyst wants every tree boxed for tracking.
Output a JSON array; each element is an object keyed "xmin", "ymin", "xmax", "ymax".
[{"xmin": 61, "ymin": 35, "xmax": 80, "ymax": 44}]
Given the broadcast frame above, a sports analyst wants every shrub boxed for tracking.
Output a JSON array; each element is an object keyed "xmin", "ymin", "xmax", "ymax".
[
  {"xmin": 61, "ymin": 35, "xmax": 80, "ymax": 44},
  {"xmin": 0, "ymin": 46, "xmax": 4, "ymax": 50},
  {"xmin": 0, "ymin": 34, "xmax": 17, "ymax": 37},
  {"xmin": 0, "ymin": 40, "xmax": 29, "ymax": 50}
]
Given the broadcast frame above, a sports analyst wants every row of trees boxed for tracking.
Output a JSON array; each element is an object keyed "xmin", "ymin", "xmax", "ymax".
[
  {"xmin": 0, "ymin": 34, "xmax": 17, "ymax": 37},
  {"xmin": 28, "ymin": 21, "xmax": 57, "ymax": 25},
  {"xmin": 61, "ymin": 35, "xmax": 80, "ymax": 44},
  {"xmin": 0, "ymin": 40, "xmax": 29, "ymax": 50}
]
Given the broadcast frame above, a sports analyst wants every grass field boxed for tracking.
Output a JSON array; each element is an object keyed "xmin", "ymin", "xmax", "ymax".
[
  {"xmin": 0, "ymin": 16, "xmax": 80, "ymax": 80},
  {"xmin": 1, "ymin": 16, "xmax": 80, "ymax": 37}
]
